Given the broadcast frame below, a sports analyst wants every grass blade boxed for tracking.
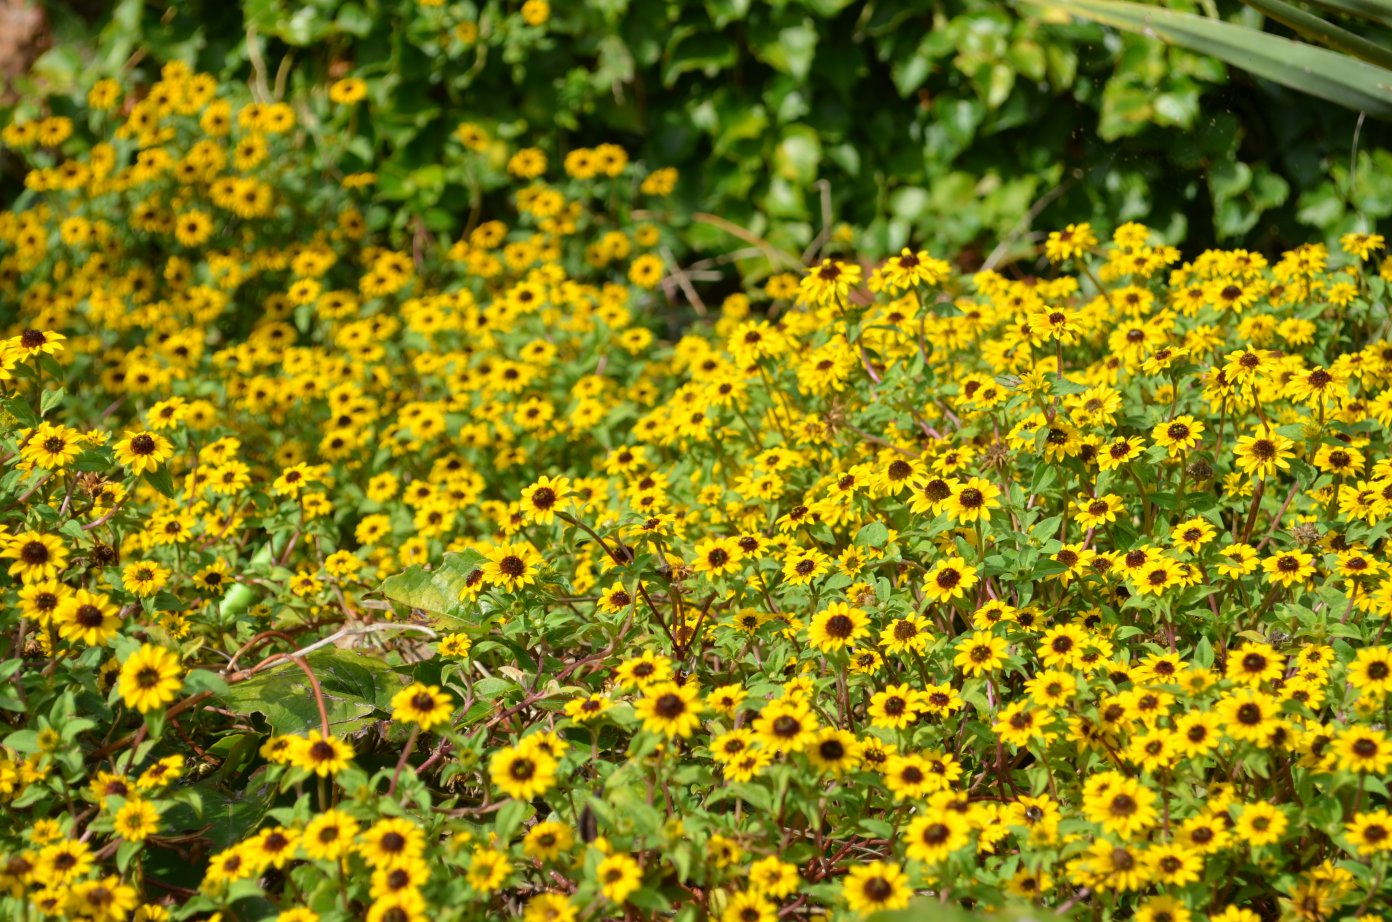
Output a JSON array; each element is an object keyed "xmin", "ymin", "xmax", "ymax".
[
  {"xmin": 1039, "ymin": 0, "xmax": 1392, "ymax": 117},
  {"xmin": 1239, "ymin": 0, "xmax": 1392, "ymax": 71}
]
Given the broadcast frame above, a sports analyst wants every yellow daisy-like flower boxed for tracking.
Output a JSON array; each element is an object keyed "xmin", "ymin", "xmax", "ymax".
[
  {"xmin": 596, "ymin": 853, "xmax": 642, "ymax": 904},
  {"xmin": 482, "ymin": 542, "xmax": 543, "ymax": 590},
  {"xmin": 54, "ymin": 588, "xmax": 121, "ymax": 646},
  {"xmin": 633, "ymin": 681, "xmax": 704, "ymax": 738},
  {"xmin": 799, "ymin": 258, "xmax": 863, "ymax": 307},
  {"xmin": 807, "ymin": 601, "xmax": 869, "ymax": 652},
  {"xmin": 1044, "ymin": 223, "xmax": 1097, "ymax": 262},
  {"xmin": 489, "ymin": 740, "xmax": 559, "ymax": 800},
  {"xmin": 520, "ymin": 474, "xmax": 571, "ymax": 525},
  {"xmin": 113, "ymin": 429, "xmax": 175, "ymax": 475},
  {"xmin": 390, "ymin": 682, "xmax": 454, "ymax": 731},
  {"xmin": 923, "ymin": 556, "xmax": 978, "ymax": 603},
  {"xmin": 841, "ymin": 860, "xmax": 912, "ymax": 915},
  {"xmin": 118, "ymin": 645, "xmax": 183, "ymax": 713}
]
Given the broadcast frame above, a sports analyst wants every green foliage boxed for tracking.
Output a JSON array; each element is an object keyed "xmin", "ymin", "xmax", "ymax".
[
  {"xmin": 220, "ymin": 650, "xmax": 405, "ymax": 735},
  {"xmin": 1052, "ymin": 0, "xmax": 1392, "ymax": 117},
  {"xmin": 9, "ymin": 0, "xmax": 1381, "ymax": 258}
]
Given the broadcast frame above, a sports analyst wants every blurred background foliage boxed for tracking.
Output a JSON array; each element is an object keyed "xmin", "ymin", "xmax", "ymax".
[{"xmin": 4, "ymin": 0, "xmax": 1388, "ymax": 265}]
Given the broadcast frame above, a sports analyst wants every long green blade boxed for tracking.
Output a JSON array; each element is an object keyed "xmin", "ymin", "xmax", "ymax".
[
  {"xmin": 1240, "ymin": 0, "xmax": 1392, "ymax": 71},
  {"xmin": 1300, "ymin": 0, "xmax": 1392, "ymax": 30},
  {"xmin": 1038, "ymin": 0, "xmax": 1392, "ymax": 118}
]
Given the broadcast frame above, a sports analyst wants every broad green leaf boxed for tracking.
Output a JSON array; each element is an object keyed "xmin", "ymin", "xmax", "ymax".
[
  {"xmin": 1039, "ymin": 0, "xmax": 1392, "ymax": 117},
  {"xmin": 752, "ymin": 21, "xmax": 819, "ymax": 82},
  {"xmin": 379, "ymin": 550, "xmax": 488, "ymax": 630},
  {"xmin": 2, "ymin": 396, "xmax": 39, "ymax": 429},
  {"xmin": 144, "ymin": 467, "xmax": 176, "ymax": 499},
  {"xmin": 773, "ymin": 125, "xmax": 822, "ymax": 184},
  {"xmin": 854, "ymin": 521, "xmax": 891, "ymax": 548},
  {"xmin": 39, "ymin": 387, "xmax": 64, "ymax": 416},
  {"xmin": 219, "ymin": 649, "xmax": 403, "ymax": 735}
]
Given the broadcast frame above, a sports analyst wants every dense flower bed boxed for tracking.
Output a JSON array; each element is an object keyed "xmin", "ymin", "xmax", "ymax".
[{"xmin": 4, "ymin": 63, "xmax": 1392, "ymax": 922}]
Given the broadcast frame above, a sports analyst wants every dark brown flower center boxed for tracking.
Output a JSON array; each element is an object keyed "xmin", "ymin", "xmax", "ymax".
[{"xmin": 654, "ymin": 693, "xmax": 685, "ymax": 718}]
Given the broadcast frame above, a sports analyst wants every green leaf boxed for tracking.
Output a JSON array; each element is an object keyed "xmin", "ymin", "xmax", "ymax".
[
  {"xmin": 184, "ymin": 669, "xmax": 231, "ymax": 698},
  {"xmin": 219, "ymin": 649, "xmax": 404, "ymax": 735},
  {"xmin": 161, "ymin": 768, "xmax": 278, "ymax": 852},
  {"xmin": 1038, "ymin": 0, "xmax": 1392, "ymax": 117},
  {"xmin": 39, "ymin": 387, "xmax": 64, "ymax": 416},
  {"xmin": 2, "ymin": 396, "xmax": 39, "ymax": 429},
  {"xmin": 1300, "ymin": 0, "xmax": 1392, "ymax": 28},
  {"xmin": 379, "ymin": 551, "xmax": 488, "ymax": 630},
  {"xmin": 336, "ymin": 1, "xmax": 373, "ymax": 36},
  {"xmin": 773, "ymin": 125, "xmax": 822, "ymax": 185},
  {"xmin": 1238, "ymin": 0, "xmax": 1392, "ymax": 71},
  {"xmin": 663, "ymin": 32, "xmax": 738, "ymax": 87},
  {"xmin": 495, "ymin": 799, "xmax": 532, "ymax": 842},
  {"xmin": 145, "ymin": 467, "xmax": 176, "ymax": 499},
  {"xmin": 753, "ymin": 21, "xmax": 819, "ymax": 82},
  {"xmin": 854, "ymin": 522, "xmax": 891, "ymax": 548}
]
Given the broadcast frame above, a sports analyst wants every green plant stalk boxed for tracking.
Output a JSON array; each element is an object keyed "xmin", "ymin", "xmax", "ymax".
[{"xmin": 1239, "ymin": 0, "xmax": 1392, "ymax": 72}]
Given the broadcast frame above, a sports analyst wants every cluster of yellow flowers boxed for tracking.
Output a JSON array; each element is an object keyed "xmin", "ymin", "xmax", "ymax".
[{"xmin": 4, "ymin": 60, "xmax": 1392, "ymax": 922}]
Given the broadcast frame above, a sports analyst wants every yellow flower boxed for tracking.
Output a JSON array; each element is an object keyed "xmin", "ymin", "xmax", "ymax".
[
  {"xmin": 114, "ymin": 430, "xmax": 175, "ymax": 474},
  {"xmin": 302, "ymin": 810, "xmax": 359, "ymax": 861},
  {"xmin": 113, "ymin": 800, "xmax": 160, "ymax": 842},
  {"xmin": 358, "ymin": 818, "xmax": 425, "ymax": 869},
  {"xmin": 118, "ymin": 645, "xmax": 183, "ymax": 713},
  {"xmin": 489, "ymin": 740, "xmax": 559, "ymax": 800},
  {"xmin": 1151, "ymin": 415, "xmax": 1205, "ymax": 456},
  {"xmin": 288, "ymin": 733, "xmax": 354, "ymax": 777},
  {"xmin": 1346, "ymin": 809, "xmax": 1392, "ymax": 855},
  {"xmin": 954, "ymin": 631, "xmax": 1008, "ymax": 676},
  {"xmin": 54, "ymin": 588, "xmax": 121, "ymax": 646},
  {"xmin": 1233, "ymin": 426, "xmax": 1294, "ymax": 479},
  {"xmin": 807, "ymin": 601, "xmax": 869, "ymax": 652},
  {"xmin": 947, "ymin": 476, "xmax": 1002, "ymax": 523},
  {"xmin": 596, "ymin": 853, "xmax": 642, "ymax": 904},
  {"xmin": 633, "ymin": 681, "xmax": 704, "ymax": 738},
  {"xmin": 923, "ymin": 556, "xmax": 978, "ymax": 603},
  {"xmin": 799, "ymin": 258, "xmax": 863, "ymax": 306},
  {"xmin": 841, "ymin": 861, "xmax": 911, "ymax": 915},
  {"xmin": 482, "ymin": 541, "xmax": 542, "ymax": 590},
  {"xmin": 328, "ymin": 78, "xmax": 368, "ymax": 104},
  {"xmin": 4, "ymin": 531, "xmax": 69, "ymax": 582},
  {"xmin": 1341, "ymin": 231, "xmax": 1385, "ymax": 260},
  {"xmin": 904, "ymin": 810, "xmax": 971, "ymax": 864},
  {"xmin": 466, "ymin": 847, "xmax": 513, "ymax": 893},
  {"xmin": 21, "ymin": 422, "xmax": 83, "ymax": 469},
  {"xmin": 628, "ymin": 253, "xmax": 664, "ymax": 289},
  {"xmin": 390, "ymin": 682, "xmax": 454, "ymax": 731},
  {"xmin": 1044, "ymin": 223, "xmax": 1097, "ymax": 262},
  {"xmin": 520, "ymin": 0, "xmax": 550, "ymax": 26},
  {"xmin": 520, "ymin": 474, "xmax": 571, "ymax": 525},
  {"xmin": 1262, "ymin": 549, "xmax": 1317, "ymax": 587},
  {"xmin": 1233, "ymin": 801, "xmax": 1287, "ymax": 846}
]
